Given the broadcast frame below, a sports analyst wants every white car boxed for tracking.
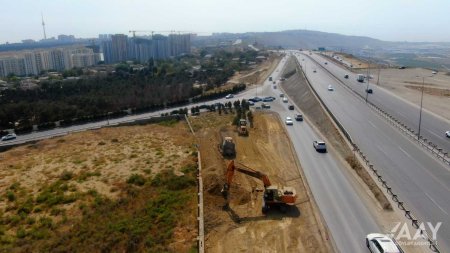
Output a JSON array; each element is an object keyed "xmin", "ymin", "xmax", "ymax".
[
  {"xmin": 313, "ymin": 141, "xmax": 327, "ymax": 152},
  {"xmin": 285, "ymin": 117, "xmax": 293, "ymax": 125},
  {"xmin": 366, "ymin": 233, "xmax": 403, "ymax": 253},
  {"xmin": 328, "ymin": 85, "xmax": 334, "ymax": 91},
  {"xmin": 225, "ymin": 94, "xmax": 234, "ymax": 99},
  {"xmin": 282, "ymin": 97, "xmax": 288, "ymax": 103},
  {"xmin": 446, "ymin": 130, "xmax": 450, "ymax": 138},
  {"xmin": 1, "ymin": 133, "xmax": 17, "ymax": 141}
]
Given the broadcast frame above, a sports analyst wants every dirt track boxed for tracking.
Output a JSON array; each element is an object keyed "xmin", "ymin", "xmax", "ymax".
[{"xmin": 192, "ymin": 112, "xmax": 333, "ymax": 253}]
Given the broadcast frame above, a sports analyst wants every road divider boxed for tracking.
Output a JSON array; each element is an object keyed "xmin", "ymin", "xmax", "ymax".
[
  {"xmin": 306, "ymin": 53, "xmax": 449, "ymax": 166},
  {"xmin": 298, "ymin": 55, "xmax": 441, "ymax": 253}
]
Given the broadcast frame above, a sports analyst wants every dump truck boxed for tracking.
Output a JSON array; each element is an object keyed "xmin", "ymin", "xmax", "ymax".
[
  {"xmin": 237, "ymin": 119, "xmax": 248, "ymax": 136},
  {"xmin": 220, "ymin": 136, "xmax": 236, "ymax": 157},
  {"xmin": 222, "ymin": 160, "xmax": 297, "ymax": 213},
  {"xmin": 357, "ymin": 74, "xmax": 365, "ymax": 83}
]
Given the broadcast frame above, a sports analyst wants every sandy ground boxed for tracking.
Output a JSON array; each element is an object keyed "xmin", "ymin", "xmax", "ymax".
[
  {"xmin": 192, "ymin": 112, "xmax": 333, "ymax": 253},
  {"xmin": 0, "ymin": 122, "xmax": 198, "ymax": 252},
  {"xmin": 323, "ymin": 52, "xmax": 370, "ymax": 69},
  {"xmin": 229, "ymin": 53, "xmax": 282, "ymax": 86},
  {"xmin": 371, "ymin": 68, "xmax": 450, "ymax": 120}
]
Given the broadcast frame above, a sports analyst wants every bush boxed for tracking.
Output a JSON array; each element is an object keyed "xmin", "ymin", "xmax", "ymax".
[
  {"xmin": 6, "ymin": 191, "xmax": 15, "ymax": 202},
  {"xmin": 127, "ymin": 174, "xmax": 146, "ymax": 186},
  {"xmin": 60, "ymin": 171, "xmax": 73, "ymax": 181},
  {"xmin": 16, "ymin": 227, "xmax": 27, "ymax": 238}
]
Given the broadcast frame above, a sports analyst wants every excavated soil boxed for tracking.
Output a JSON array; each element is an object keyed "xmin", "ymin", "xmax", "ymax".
[{"xmin": 192, "ymin": 112, "xmax": 333, "ymax": 253}]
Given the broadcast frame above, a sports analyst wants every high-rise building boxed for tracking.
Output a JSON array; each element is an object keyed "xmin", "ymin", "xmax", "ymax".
[
  {"xmin": 111, "ymin": 34, "xmax": 129, "ymax": 63},
  {"xmin": 0, "ymin": 46, "xmax": 101, "ymax": 77}
]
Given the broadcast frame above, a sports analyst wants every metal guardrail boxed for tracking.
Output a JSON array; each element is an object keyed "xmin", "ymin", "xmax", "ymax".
[
  {"xmin": 307, "ymin": 54, "xmax": 449, "ymax": 166},
  {"xmin": 295, "ymin": 56, "xmax": 441, "ymax": 253}
]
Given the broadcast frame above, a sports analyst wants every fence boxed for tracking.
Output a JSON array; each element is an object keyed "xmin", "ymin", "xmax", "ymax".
[{"xmin": 297, "ymin": 56, "xmax": 441, "ymax": 252}]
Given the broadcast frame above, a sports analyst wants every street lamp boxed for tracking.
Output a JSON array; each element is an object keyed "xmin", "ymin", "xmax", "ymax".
[
  {"xmin": 365, "ymin": 60, "xmax": 370, "ymax": 102},
  {"xmin": 417, "ymin": 77, "xmax": 424, "ymax": 140}
]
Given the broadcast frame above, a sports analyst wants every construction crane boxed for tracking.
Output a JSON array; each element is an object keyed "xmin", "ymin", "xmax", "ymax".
[
  {"xmin": 128, "ymin": 30, "xmax": 193, "ymax": 38},
  {"xmin": 222, "ymin": 160, "xmax": 297, "ymax": 213}
]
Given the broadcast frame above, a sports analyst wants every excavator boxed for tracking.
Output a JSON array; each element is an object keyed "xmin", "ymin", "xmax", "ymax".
[{"xmin": 222, "ymin": 160, "xmax": 297, "ymax": 214}]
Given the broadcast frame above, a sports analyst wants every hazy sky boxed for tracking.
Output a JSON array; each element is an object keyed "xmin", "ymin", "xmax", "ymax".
[{"xmin": 1, "ymin": 0, "xmax": 449, "ymax": 43}]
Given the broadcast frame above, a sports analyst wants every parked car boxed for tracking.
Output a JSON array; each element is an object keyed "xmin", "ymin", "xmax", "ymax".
[
  {"xmin": 285, "ymin": 117, "xmax": 293, "ymax": 125},
  {"xmin": 313, "ymin": 141, "xmax": 327, "ymax": 152},
  {"xmin": 344, "ymin": 74, "xmax": 349, "ymax": 79},
  {"xmin": 366, "ymin": 88, "xmax": 373, "ymax": 94},
  {"xmin": 295, "ymin": 114, "xmax": 303, "ymax": 121},
  {"xmin": 366, "ymin": 233, "xmax": 403, "ymax": 253},
  {"xmin": 249, "ymin": 96, "xmax": 262, "ymax": 102},
  {"xmin": 282, "ymin": 97, "xmax": 288, "ymax": 103},
  {"xmin": 328, "ymin": 85, "xmax": 334, "ymax": 91},
  {"xmin": 247, "ymin": 101, "xmax": 255, "ymax": 106},
  {"xmin": 445, "ymin": 130, "xmax": 450, "ymax": 138},
  {"xmin": 288, "ymin": 105, "xmax": 294, "ymax": 110},
  {"xmin": 225, "ymin": 94, "xmax": 234, "ymax": 99},
  {"xmin": 1, "ymin": 133, "xmax": 17, "ymax": 141},
  {"xmin": 261, "ymin": 103, "xmax": 271, "ymax": 109}
]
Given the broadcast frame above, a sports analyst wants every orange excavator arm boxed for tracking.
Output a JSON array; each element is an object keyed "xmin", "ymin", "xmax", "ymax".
[{"xmin": 224, "ymin": 160, "xmax": 271, "ymax": 188}]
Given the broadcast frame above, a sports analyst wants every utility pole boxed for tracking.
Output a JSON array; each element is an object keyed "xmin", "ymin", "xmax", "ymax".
[
  {"xmin": 417, "ymin": 77, "xmax": 424, "ymax": 139},
  {"xmin": 365, "ymin": 60, "xmax": 370, "ymax": 102},
  {"xmin": 377, "ymin": 64, "xmax": 381, "ymax": 86}
]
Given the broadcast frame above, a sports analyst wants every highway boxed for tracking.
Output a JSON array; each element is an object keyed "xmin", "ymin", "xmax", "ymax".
[
  {"xmin": 257, "ymin": 60, "xmax": 381, "ymax": 253},
  {"xmin": 309, "ymin": 53, "xmax": 450, "ymax": 153},
  {"xmin": 296, "ymin": 52, "xmax": 450, "ymax": 252},
  {"xmin": 0, "ymin": 56, "xmax": 385, "ymax": 252}
]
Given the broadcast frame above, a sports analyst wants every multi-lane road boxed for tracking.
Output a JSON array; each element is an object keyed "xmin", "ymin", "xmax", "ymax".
[
  {"xmin": 310, "ymin": 53, "xmax": 450, "ymax": 153},
  {"xmin": 297, "ymin": 51, "xmax": 449, "ymax": 252},
  {"xmin": 3, "ymin": 53, "xmax": 445, "ymax": 252}
]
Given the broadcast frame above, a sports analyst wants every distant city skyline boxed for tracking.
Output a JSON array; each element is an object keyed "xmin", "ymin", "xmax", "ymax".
[{"xmin": 1, "ymin": 0, "xmax": 450, "ymax": 43}]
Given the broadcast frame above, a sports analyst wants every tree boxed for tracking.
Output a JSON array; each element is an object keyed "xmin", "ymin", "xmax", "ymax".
[{"xmin": 247, "ymin": 111, "xmax": 254, "ymax": 128}]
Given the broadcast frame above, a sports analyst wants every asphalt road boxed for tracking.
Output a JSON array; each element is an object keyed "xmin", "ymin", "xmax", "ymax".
[
  {"xmin": 0, "ymin": 56, "xmax": 384, "ymax": 252},
  {"xmin": 297, "ymin": 52, "xmax": 450, "ymax": 253},
  {"xmin": 309, "ymin": 52, "xmax": 450, "ymax": 153},
  {"xmin": 255, "ymin": 58, "xmax": 381, "ymax": 253}
]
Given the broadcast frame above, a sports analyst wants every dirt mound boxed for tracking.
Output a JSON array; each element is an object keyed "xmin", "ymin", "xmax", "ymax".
[{"xmin": 281, "ymin": 56, "xmax": 392, "ymax": 210}]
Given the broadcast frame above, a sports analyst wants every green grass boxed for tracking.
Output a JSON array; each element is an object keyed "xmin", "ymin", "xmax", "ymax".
[{"xmin": 26, "ymin": 169, "xmax": 197, "ymax": 252}]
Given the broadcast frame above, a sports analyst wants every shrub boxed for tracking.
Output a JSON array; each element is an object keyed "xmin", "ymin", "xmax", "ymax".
[
  {"xmin": 6, "ymin": 191, "xmax": 15, "ymax": 202},
  {"xmin": 127, "ymin": 174, "xmax": 146, "ymax": 186},
  {"xmin": 16, "ymin": 227, "xmax": 27, "ymax": 238},
  {"xmin": 60, "ymin": 171, "xmax": 73, "ymax": 181}
]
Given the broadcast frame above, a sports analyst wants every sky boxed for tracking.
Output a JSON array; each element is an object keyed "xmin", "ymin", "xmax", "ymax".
[{"xmin": 1, "ymin": 0, "xmax": 449, "ymax": 44}]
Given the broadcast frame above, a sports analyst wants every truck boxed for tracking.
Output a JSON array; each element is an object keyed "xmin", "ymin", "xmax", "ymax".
[
  {"xmin": 357, "ymin": 74, "xmax": 365, "ymax": 83},
  {"xmin": 220, "ymin": 136, "xmax": 236, "ymax": 157},
  {"xmin": 237, "ymin": 119, "xmax": 248, "ymax": 136}
]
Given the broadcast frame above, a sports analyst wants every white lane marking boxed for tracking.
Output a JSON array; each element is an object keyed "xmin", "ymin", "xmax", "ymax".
[
  {"xmin": 398, "ymin": 147, "xmax": 412, "ymax": 158},
  {"xmin": 427, "ymin": 130, "xmax": 443, "ymax": 139},
  {"xmin": 424, "ymin": 192, "xmax": 449, "ymax": 215},
  {"xmin": 368, "ymin": 120, "xmax": 378, "ymax": 130}
]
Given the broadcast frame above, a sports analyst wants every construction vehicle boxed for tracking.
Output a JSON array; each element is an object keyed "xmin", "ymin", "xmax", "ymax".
[
  {"xmin": 222, "ymin": 160, "xmax": 297, "ymax": 213},
  {"xmin": 219, "ymin": 136, "xmax": 236, "ymax": 157},
  {"xmin": 237, "ymin": 119, "xmax": 248, "ymax": 136}
]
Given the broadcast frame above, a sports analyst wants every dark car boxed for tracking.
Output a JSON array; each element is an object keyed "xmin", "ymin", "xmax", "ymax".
[
  {"xmin": 295, "ymin": 114, "xmax": 303, "ymax": 121},
  {"xmin": 261, "ymin": 103, "xmax": 271, "ymax": 109},
  {"xmin": 262, "ymin": 97, "xmax": 274, "ymax": 102},
  {"xmin": 288, "ymin": 105, "xmax": 294, "ymax": 110},
  {"xmin": 1, "ymin": 133, "xmax": 17, "ymax": 141},
  {"xmin": 366, "ymin": 88, "xmax": 373, "ymax": 94},
  {"xmin": 344, "ymin": 74, "xmax": 349, "ymax": 79}
]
